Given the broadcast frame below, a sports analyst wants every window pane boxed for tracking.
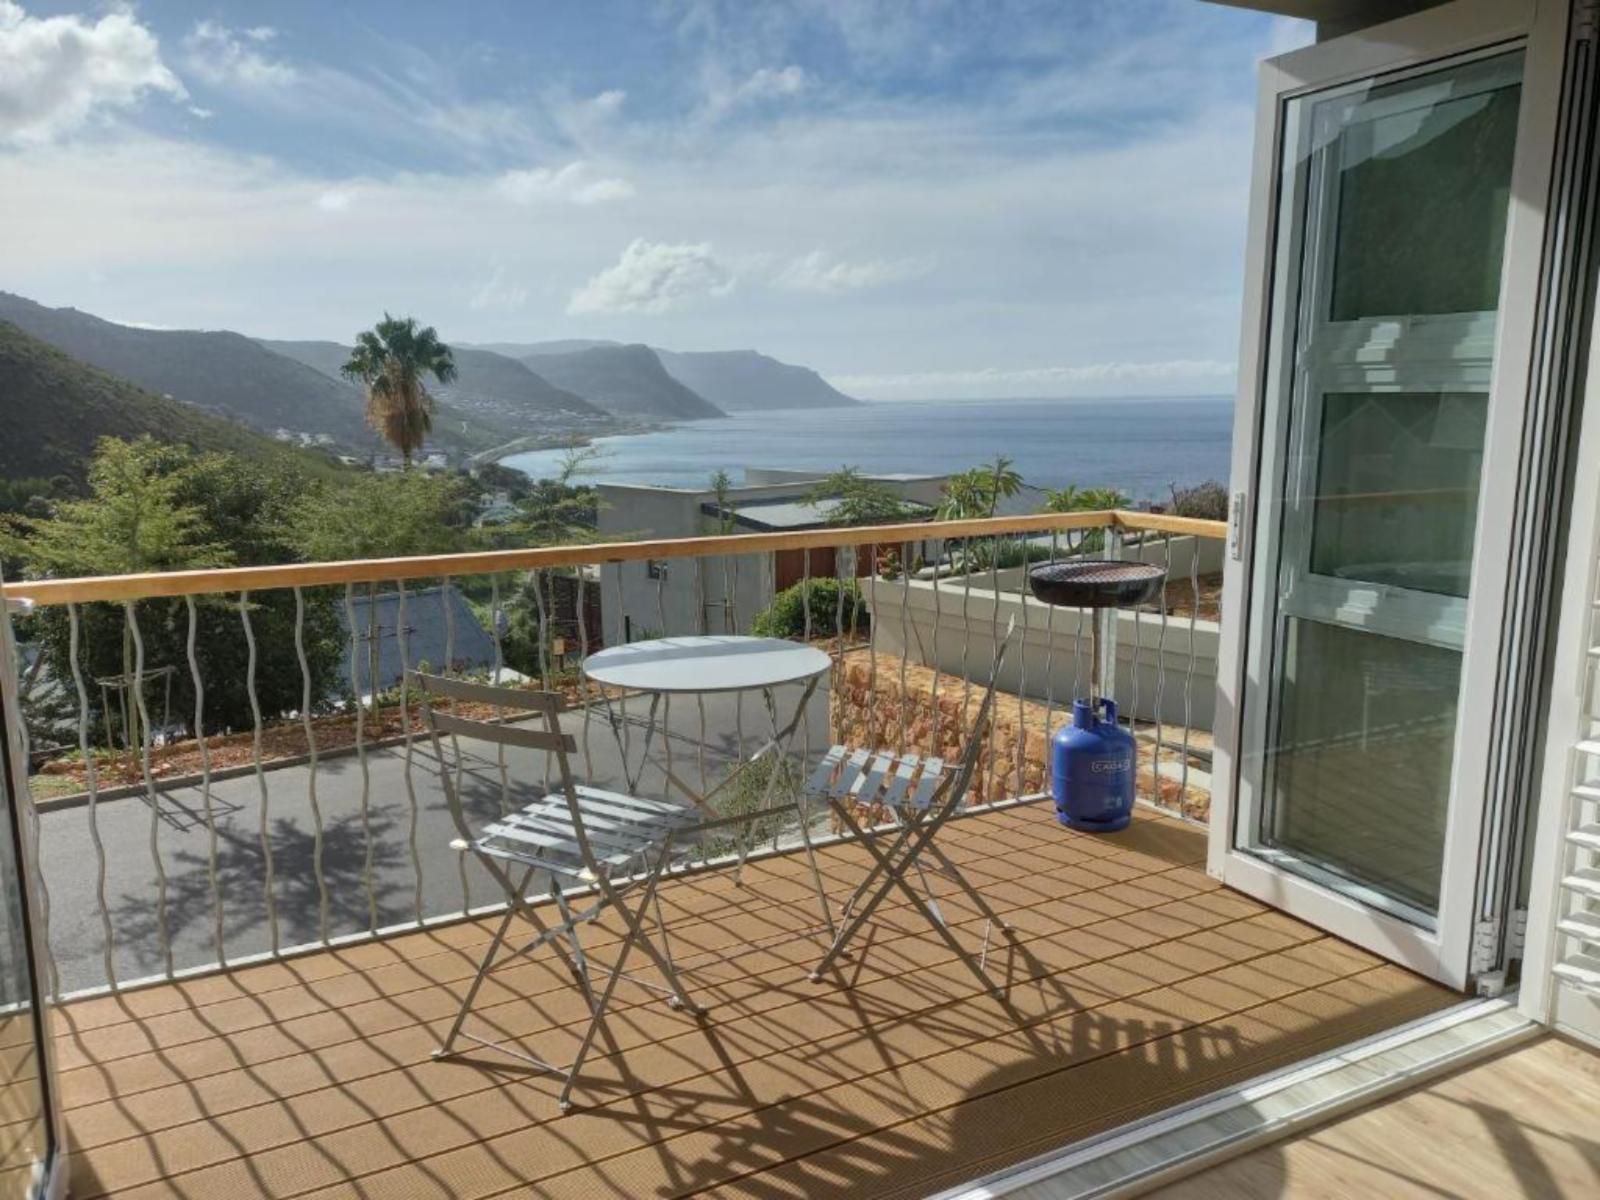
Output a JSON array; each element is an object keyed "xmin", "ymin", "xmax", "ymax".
[
  {"xmin": 1309, "ymin": 391, "xmax": 1487, "ymax": 596},
  {"xmin": 1330, "ymin": 77, "xmax": 1520, "ymax": 320},
  {"xmin": 1263, "ymin": 618, "xmax": 1462, "ymax": 912}
]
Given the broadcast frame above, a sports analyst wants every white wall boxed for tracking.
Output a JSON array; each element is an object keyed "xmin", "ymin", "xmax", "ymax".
[{"xmin": 597, "ymin": 475, "xmax": 948, "ymax": 646}]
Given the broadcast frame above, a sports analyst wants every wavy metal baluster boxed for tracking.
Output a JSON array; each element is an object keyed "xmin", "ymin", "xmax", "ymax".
[
  {"xmin": 802, "ymin": 548, "xmax": 812, "ymax": 642},
  {"xmin": 1072, "ymin": 529, "xmax": 1087, "ymax": 704},
  {"xmin": 345, "ymin": 584, "xmax": 377, "ymax": 933},
  {"xmin": 695, "ymin": 553, "xmax": 708, "ymax": 637},
  {"xmin": 733, "ymin": 556, "xmax": 746, "ymax": 762},
  {"xmin": 1015, "ymin": 531, "xmax": 1032, "ymax": 796},
  {"xmin": 444, "ymin": 579, "xmax": 469, "ymax": 924},
  {"xmin": 577, "ymin": 568, "xmax": 595, "ymax": 782},
  {"xmin": 696, "ymin": 691, "xmax": 709, "ymax": 799},
  {"xmin": 897, "ymin": 541, "xmax": 911, "ymax": 756},
  {"xmin": 930, "ymin": 535, "xmax": 943, "ymax": 755},
  {"xmin": 125, "ymin": 601, "xmax": 173, "ymax": 977},
  {"xmin": 185, "ymin": 597, "xmax": 223, "ymax": 968},
  {"xmin": 396, "ymin": 581, "xmax": 424, "ymax": 925},
  {"xmin": 1179, "ymin": 536, "xmax": 1202, "ymax": 813},
  {"xmin": 1041, "ymin": 531, "xmax": 1059, "ymax": 760},
  {"xmin": 832, "ymin": 550, "xmax": 847, "ymax": 744},
  {"xmin": 488, "ymin": 574, "xmax": 511, "ymax": 818},
  {"xmin": 959, "ymin": 537, "xmax": 974, "ymax": 749},
  {"xmin": 867, "ymin": 542, "xmax": 879, "ymax": 747},
  {"xmin": 1152, "ymin": 534, "xmax": 1172, "ymax": 811},
  {"xmin": 534, "ymin": 569, "xmax": 550, "ymax": 689},
  {"xmin": 239, "ymin": 591, "xmax": 279, "ymax": 955},
  {"xmin": 69, "ymin": 604, "xmax": 116, "ymax": 989},
  {"xmin": 986, "ymin": 532, "xmax": 1003, "ymax": 799},
  {"xmin": 1127, "ymin": 529, "xmax": 1144, "ymax": 799},
  {"xmin": 533, "ymin": 569, "xmax": 552, "ymax": 790},
  {"xmin": 293, "ymin": 587, "xmax": 331, "ymax": 944}
]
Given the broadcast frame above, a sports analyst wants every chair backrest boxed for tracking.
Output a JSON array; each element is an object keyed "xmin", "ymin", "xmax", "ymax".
[
  {"xmin": 413, "ymin": 672, "xmax": 612, "ymax": 879},
  {"xmin": 927, "ymin": 621, "xmax": 1014, "ymax": 815}
]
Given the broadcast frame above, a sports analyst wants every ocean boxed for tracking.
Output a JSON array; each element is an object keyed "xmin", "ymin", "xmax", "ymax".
[{"xmin": 503, "ymin": 394, "xmax": 1234, "ymax": 500}]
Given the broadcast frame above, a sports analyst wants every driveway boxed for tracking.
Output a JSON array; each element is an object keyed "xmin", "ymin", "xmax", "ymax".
[{"xmin": 36, "ymin": 681, "xmax": 834, "ymax": 994}]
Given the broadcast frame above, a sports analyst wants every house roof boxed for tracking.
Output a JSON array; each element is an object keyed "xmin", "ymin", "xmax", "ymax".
[
  {"xmin": 700, "ymin": 494, "xmax": 935, "ymax": 532},
  {"xmin": 337, "ymin": 585, "xmax": 498, "ymax": 691}
]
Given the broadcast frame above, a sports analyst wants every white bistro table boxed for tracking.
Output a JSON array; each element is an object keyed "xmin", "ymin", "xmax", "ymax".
[{"xmin": 581, "ymin": 635, "xmax": 837, "ymax": 936}]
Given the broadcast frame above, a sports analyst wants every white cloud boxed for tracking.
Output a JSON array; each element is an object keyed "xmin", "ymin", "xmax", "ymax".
[
  {"xmin": 774, "ymin": 250, "xmax": 930, "ymax": 294},
  {"xmin": 496, "ymin": 161, "xmax": 634, "ymax": 206},
  {"xmin": 568, "ymin": 239, "xmax": 734, "ymax": 315},
  {"xmin": 589, "ymin": 89, "xmax": 626, "ymax": 115},
  {"xmin": 0, "ymin": 0, "xmax": 186, "ymax": 143},
  {"xmin": 183, "ymin": 19, "xmax": 298, "ymax": 89},
  {"xmin": 469, "ymin": 264, "xmax": 529, "ymax": 312},
  {"xmin": 316, "ymin": 188, "xmax": 353, "ymax": 212},
  {"xmin": 702, "ymin": 64, "xmax": 806, "ymax": 120}
]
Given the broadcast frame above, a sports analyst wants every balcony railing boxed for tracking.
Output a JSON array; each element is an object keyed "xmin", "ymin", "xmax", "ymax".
[{"xmin": 2, "ymin": 509, "xmax": 1225, "ymax": 999}]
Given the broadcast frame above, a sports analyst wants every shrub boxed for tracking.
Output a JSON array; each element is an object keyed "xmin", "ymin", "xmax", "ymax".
[
  {"xmin": 752, "ymin": 577, "xmax": 865, "ymax": 640},
  {"xmin": 1168, "ymin": 479, "xmax": 1229, "ymax": 521}
]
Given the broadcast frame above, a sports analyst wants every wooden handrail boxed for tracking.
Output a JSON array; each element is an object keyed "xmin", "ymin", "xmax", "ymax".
[{"xmin": 0, "ymin": 509, "xmax": 1227, "ymax": 607}]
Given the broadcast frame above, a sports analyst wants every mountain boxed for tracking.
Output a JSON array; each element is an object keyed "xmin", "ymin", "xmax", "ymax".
[
  {"xmin": 0, "ymin": 322, "xmax": 336, "ymax": 484},
  {"xmin": 516, "ymin": 344, "xmax": 724, "ymax": 421},
  {"xmin": 0, "ymin": 292, "xmax": 379, "ymax": 448},
  {"xmin": 476, "ymin": 339, "xmax": 856, "ymax": 412},
  {"xmin": 478, "ymin": 339, "xmax": 619, "ymax": 357},
  {"xmin": 259, "ymin": 339, "xmax": 607, "ymax": 435},
  {"xmin": 653, "ymin": 349, "xmax": 857, "ymax": 411}
]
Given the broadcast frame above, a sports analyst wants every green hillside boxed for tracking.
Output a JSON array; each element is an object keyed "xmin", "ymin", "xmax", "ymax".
[{"xmin": 0, "ymin": 321, "xmax": 342, "ymax": 484}]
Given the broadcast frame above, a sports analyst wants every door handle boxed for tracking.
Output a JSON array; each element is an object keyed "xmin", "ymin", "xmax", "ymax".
[{"xmin": 1228, "ymin": 490, "xmax": 1248, "ymax": 562}]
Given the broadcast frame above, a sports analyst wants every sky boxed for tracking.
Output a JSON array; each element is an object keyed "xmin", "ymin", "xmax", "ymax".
[{"xmin": 0, "ymin": 1, "xmax": 1311, "ymax": 400}]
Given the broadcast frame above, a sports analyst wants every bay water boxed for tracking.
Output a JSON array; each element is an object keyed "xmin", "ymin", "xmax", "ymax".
[{"xmin": 505, "ymin": 394, "xmax": 1233, "ymax": 501}]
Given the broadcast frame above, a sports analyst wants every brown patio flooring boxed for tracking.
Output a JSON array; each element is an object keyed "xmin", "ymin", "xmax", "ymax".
[{"xmin": 46, "ymin": 807, "xmax": 1458, "ymax": 1200}]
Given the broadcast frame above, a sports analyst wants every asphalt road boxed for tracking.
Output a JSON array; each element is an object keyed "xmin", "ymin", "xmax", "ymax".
[{"xmin": 35, "ymin": 682, "xmax": 833, "ymax": 994}]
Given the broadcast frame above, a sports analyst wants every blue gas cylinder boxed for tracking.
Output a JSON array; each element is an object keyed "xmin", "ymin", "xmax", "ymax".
[{"xmin": 1051, "ymin": 698, "xmax": 1135, "ymax": 832}]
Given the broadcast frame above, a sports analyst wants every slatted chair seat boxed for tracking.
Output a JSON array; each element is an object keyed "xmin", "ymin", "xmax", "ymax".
[
  {"xmin": 473, "ymin": 789, "xmax": 703, "ymax": 880},
  {"xmin": 805, "ymin": 748, "xmax": 948, "ymax": 829}
]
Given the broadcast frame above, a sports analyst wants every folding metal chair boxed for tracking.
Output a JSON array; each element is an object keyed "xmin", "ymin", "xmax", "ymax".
[
  {"xmin": 415, "ymin": 672, "xmax": 708, "ymax": 1112},
  {"xmin": 807, "ymin": 630, "xmax": 1037, "ymax": 998}
]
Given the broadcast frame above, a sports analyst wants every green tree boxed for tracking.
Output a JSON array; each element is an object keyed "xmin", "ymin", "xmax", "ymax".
[
  {"xmin": 709, "ymin": 468, "xmax": 737, "ymax": 534},
  {"xmin": 938, "ymin": 455, "xmax": 1024, "ymax": 521},
  {"xmin": 287, "ymin": 471, "xmax": 471, "ymax": 562},
  {"xmin": 807, "ymin": 466, "xmax": 917, "ymax": 527},
  {"xmin": 516, "ymin": 445, "xmax": 603, "ymax": 546},
  {"xmin": 341, "ymin": 315, "xmax": 458, "ymax": 467},
  {"xmin": 3, "ymin": 439, "xmax": 342, "ymax": 743},
  {"xmin": 1041, "ymin": 484, "xmax": 1129, "ymax": 514}
]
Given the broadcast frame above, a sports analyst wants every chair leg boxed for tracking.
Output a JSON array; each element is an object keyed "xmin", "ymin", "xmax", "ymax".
[
  {"xmin": 559, "ymin": 865, "xmax": 668, "ymax": 1111},
  {"xmin": 811, "ymin": 801, "xmax": 922, "ymax": 981},
  {"xmin": 434, "ymin": 867, "xmax": 533, "ymax": 1058},
  {"xmin": 552, "ymin": 880, "xmax": 598, "ymax": 1013}
]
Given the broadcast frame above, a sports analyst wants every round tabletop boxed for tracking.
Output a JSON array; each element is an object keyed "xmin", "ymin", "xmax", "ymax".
[{"xmin": 581, "ymin": 635, "xmax": 831, "ymax": 695}]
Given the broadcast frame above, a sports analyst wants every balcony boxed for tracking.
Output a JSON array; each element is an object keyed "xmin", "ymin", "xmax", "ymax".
[
  {"xmin": 1, "ymin": 510, "xmax": 1465, "ymax": 1198},
  {"xmin": 51, "ymin": 808, "xmax": 1456, "ymax": 1199}
]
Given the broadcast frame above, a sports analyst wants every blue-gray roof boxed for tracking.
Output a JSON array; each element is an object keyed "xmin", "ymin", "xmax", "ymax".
[{"xmin": 338, "ymin": 585, "xmax": 498, "ymax": 692}]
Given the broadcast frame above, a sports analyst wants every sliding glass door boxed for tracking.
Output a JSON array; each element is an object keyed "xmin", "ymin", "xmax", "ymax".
[{"xmin": 1214, "ymin": 0, "xmax": 1566, "ymax": 987}]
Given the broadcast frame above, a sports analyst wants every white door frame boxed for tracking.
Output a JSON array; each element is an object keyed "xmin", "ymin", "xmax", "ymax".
[{"xmin": 1209, "ymin": 0, "xmax": 1571, "ymax": 990}]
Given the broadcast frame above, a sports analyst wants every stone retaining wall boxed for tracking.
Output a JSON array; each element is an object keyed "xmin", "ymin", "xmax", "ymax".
[{"xmin": 830, "ymin": 652, "xmax": 1210, "ymax": 821}]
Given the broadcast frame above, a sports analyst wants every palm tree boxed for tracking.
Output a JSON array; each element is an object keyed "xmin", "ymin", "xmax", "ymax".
[
  {"xmin": 938, "ymin": 454, "xmax": 1024, "ymax": 521},
  {"xmin": 341, "ymin": 315, "xmax": 458, "ymax": 467}
]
